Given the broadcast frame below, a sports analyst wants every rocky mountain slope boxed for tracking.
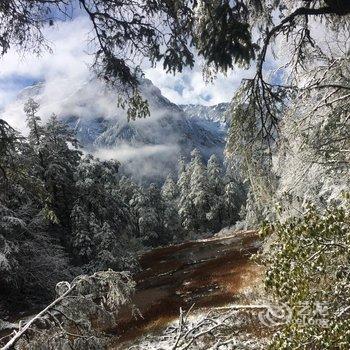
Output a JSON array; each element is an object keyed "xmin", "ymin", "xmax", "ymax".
[
  {"xmin": 2, "ymin": 79, "xmax": 230, "ymax": 183},
  {"xmin": 180, "ymin": 103, "xmax": 229, "ymax": 125}
]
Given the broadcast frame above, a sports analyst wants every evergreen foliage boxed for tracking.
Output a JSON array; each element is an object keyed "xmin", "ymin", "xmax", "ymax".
[
  {"xmin": 0, "ymin": 2, "xmax": 349, "ymax": 347},
  {"xmin": 177, "ymin": 156, "xmax": 195, "ymax": 232},
  {"xmin": 207, "ymin": 154, "xmax": 225, "ymax": 231},
  {"xmin": 71, "ymin": 155, "xmax": 136, "ymax": 271},
  {"xmin": 188, "ymin": 149, "xmax": 210, "ymax": 232},
  {"xmin": 1, "ymin": 1, "xmax": 348, "ymax": 124},
  {"xmin": 261, "ymin": 196, "xmax": 350, "ymax": 349},
  {"xmin": 0, "ymin": 100, "xmax": 241, "ymax": 314},
  {"xmin": 0, "ymin": 117, "xmax": 75, "ymax": 312}
]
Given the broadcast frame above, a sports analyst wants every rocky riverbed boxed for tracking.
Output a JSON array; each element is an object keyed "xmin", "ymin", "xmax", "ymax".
[
  {"xmin": 1, "ymin": 230, "xmax": 270, "ymax": 350},
  {"xmin": 111, "ymin": 230, "xmax": 268, "ymax": 349}
]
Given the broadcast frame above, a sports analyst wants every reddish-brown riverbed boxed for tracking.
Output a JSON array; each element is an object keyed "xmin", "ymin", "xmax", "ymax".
[{"xmin": 112, "ymin": 230, "xmax": 263, "ymax": 347}]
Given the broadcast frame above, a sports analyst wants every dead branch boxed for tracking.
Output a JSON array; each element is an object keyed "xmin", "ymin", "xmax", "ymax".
[
  {"xmin": 1, "ymin": 282, "xmax": 75, "ymax": 350},
  {"xmin": 213, "ymin": 304, "xmax": 269, "ymax": 311},
  {"xmin": 169, "ymin": 304, "xmax": 268, "ymax": 350}
]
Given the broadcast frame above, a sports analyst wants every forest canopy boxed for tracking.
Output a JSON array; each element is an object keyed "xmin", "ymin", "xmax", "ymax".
[
  {"xmin": 0, "ymin": 1, "xmax": 349, "ymax": 120},
  {"xmin": 0, "ymin": 1, "xmax": 349, "ymax": 349},
  {"xmin": 0, "ymin": 100, "xmax": 243, "ymax": 314}
]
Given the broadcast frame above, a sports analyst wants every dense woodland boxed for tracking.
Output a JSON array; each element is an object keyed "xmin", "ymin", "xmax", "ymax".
[
  {"xmin": 0, "ymin": 99, "xmax": 243, "ymax": 314},
  {"xmin": 0, "ymin": 0, "xmax": 350, "ymax": 349}
]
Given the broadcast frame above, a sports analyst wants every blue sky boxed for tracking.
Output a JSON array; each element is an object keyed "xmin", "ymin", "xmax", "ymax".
[{"xmin": 0, "ymin": 15, "xmax": 257, "ymax": 116}]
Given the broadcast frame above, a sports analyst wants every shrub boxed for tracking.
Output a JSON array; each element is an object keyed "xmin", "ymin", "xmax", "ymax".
[{"xmin": 261, "ymin": 194, "xmax": 350, "ymax": 349}]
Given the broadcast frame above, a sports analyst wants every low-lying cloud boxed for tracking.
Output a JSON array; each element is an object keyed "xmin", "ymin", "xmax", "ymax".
[{"xmin": 95, "ymin": 144, "xmax": 178, "ymax": 163}]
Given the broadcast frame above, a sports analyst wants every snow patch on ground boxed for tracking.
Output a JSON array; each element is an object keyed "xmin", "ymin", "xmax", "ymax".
[{"xmin": 117, "ymin": 302, "xmax": 270, "ymax": 350}]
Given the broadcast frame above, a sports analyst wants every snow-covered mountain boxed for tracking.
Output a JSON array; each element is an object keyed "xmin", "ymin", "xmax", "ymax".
[
  {"xmin": 180, "ymin": 103, "xmax": 230, "ymax": 126},
  {"xmin": 3, "ymin": 79, "xmax": 229, "ymax": 183}
]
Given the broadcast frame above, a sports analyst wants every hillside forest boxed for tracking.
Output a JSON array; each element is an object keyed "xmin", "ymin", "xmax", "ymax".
[
  {"xmin": 1, "ymin": 99, "xmax": 243, "ymax": 312},
  {"xmin": 0, "ymin": 1, "xmax": 350, "ymax": 349}
]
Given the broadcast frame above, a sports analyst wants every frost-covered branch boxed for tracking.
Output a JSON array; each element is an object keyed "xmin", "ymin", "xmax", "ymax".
[
  {"xmin": 129, "ymin": 304, "xmax": 269, "ymax": 350},
  {"xmin": 2, "ymin": 282, "xmax": 75, "ymax": 350},
  {"xmin": 1, "ymin": 270, "xmax": 135, "ymax": 350}
]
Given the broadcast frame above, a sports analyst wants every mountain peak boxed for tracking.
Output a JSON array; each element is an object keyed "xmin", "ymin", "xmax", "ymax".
[
  {"xmin": 3, "ymin": 79, "xmax": 229, "ymax": 183},
  {"xmin": 180, "ymin": 103, "xmax": 230, "ymax": 126}
]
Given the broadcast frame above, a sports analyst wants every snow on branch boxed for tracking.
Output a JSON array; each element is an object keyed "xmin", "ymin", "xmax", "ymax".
[{"xmin": 1, "ymin": 270, "xmax": 135, "ymax": 350}]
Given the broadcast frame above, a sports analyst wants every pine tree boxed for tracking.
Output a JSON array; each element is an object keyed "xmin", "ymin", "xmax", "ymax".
[
  {"xmin": 224, "ymin": 181, "xmax": 240, "ymax": 226},
  {"xmin": 188, "ymin": 149, "xmax": 210, "ymax": 233},
  {"xmin": 70, "ymin": 204, "xmax": 95, "ymax": 262},
  {"xmin": 148, "ymin": 183, "xmax": 175, "ymax": 245},
  {"xmin": 71, "ymin": 155, "xmax": 136, "ymax": 270},
  {"xmin": 41, "ymin": 114, "xmax": 82, "ymax": 229},
  {"xmin": 24, "ymin": 106, "xmax": 82, "ymax": 229},
  {"xmin": 24, "ymin": 99, "xmax": 46, "ymax": 183},
  {"xmin": 24, "ymin": 99, "xmax": 43, "ymax": 147},
  {"xmin": 118, "ymin": 176, "xmax": 139, "ymax": 205},
  {"xmin": 177, "ymin": 156, "xmax": 195, "ymax": 233},
  {"xmin": 163, "ymin": 203, "xmax": 183, "ymax": 243},
  {"xmin": 161, "ymin": 174, "xmax": 183, "ymax": 242},
  {"xmin": 161, "ymin": 174, "xmax": 179, "ymax": 202},
  {"xmin": 206, "ymin": 154, "xmax": 225, "ymax": 231},
  {"xmin": 0, "ymin": 117, "xmax": 73, "ymax": 308},
  {"xmin": 130, "ymin": 186, "xmax": 159, "ymax": 246}
]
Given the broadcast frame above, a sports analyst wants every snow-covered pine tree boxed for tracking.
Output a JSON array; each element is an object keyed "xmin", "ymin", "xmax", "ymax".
[
  {"xmin": 221, "ymin": 166, "xmax": 247, "ymax": 227},
  {"xmin": 70, "ymin": 204, "xmax": 95, "ymax": 262},
  {"xmin": 188, "ymin": 149, "xmax": 210, "ymax": 233},
  {"xmin": 0, "ymin": 116, "xmax": 73, "ymax": 310},
  {"xmin": 177, "ymin": 156, "xmax": 196, "ymax": 233},
  {"xmin": 161, "ymin": 174, "xmax": 179, "ymax": 202},
  {"xmin": 206, "ymin": 154, "xmax": 225, "ymax": 231},
  {"xmin": 24, "ymin": 99, "xmax": 46, "ymax": 183},
  {"xmin": 129, "ymin": 185, "xmax": 159, "ymax": 246},
  {"xmin": 161, "ymin": 175, "xmax": 183, "ymax": 242},
  {"xmin": 148, "ymin": 183, "xmax": 170, "ymax": 244},
  {"xmin": 41, "ymin": 114, "xmax": 81, "ymax": 230},
  {"xmin": 24, "ymin": 99, "xmax": 43, "ymax": 147},
  {"xmin": 71, "ymin": 155, "xmax": 137, "ymax": 271},
  {"xmin": 118, "ymin": 176, "xmax": 139, "ymax": 205},
  {"xmin": 0, "ymin": 123, "xmax": 33, "ymax": 300},
  {"xmin": 24, "ymin": 105, "xmax": 82, "ymax": 229},
  {"xmin": 222, "ymin": 181, "xmax": 238, "ymax": 226}
]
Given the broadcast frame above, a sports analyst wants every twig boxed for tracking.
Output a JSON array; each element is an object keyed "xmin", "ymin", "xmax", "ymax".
[
  {"xmin": 1, "ymin": 283, "xmax": 75, "ymax": 350},
  {"xmin": 172, "ymin": 307, "xmax": 184, "ymax": 350}
]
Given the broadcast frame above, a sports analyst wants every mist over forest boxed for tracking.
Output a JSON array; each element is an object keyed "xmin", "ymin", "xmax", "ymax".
[{"xmin": 0, "ymin": 1, "xmax": 349, "ymax": 349}]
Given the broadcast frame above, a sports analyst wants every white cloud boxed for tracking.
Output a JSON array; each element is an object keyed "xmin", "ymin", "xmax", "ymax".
[
  {"xmin": 0, "ymin": 9, "xmax": 301, "ymax": 136},
  {"xmin": 144, "ymin": 60, "xmax": 255, "ymax": 106},
  {"xmin": 94, "ymin": 143, "xmax": 181, "ymax": 181},
  {"xmin": 2, "ymin": 6, "xmax": 330, "ymax": 118},
  {"xmin": 0, "ymin": 16, "xmax": 92, "ymax": 112},
  {"xmin": 0, "ymin": 16, "xmax": 92, "ymax": 80},
  {"xmin": 95, "ymin": 144, "xmax": 178, "ymax": 163},
  {"xmin": 0, "ymin": 12, "xmax": 257, "ymax": 123}
]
